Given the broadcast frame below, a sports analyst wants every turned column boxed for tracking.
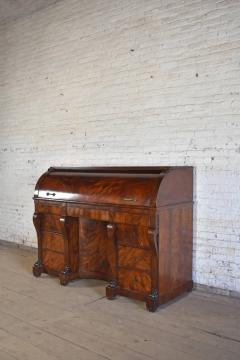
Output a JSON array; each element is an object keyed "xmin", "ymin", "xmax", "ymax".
[
  {"xmin": 146, "ymin": 227, "xmax": 159, "ymax": 312},
  {"xmin": 106, "ymin": 223, "xmax": 118, "ymax": 300},
  {"xmin": 59, "ymin": 216, "xmax": 71, "ymax": 285},
  {"xmin": 32, "ymin": 213, "xmax": 44, "ymax": 277}
]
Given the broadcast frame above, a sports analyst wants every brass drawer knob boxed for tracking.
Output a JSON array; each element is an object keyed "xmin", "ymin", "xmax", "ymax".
[{"xmin": 122, "ymin": 197, "xmax": 137, "ymax": 202}]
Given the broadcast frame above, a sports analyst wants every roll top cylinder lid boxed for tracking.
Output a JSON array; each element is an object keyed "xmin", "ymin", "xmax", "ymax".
[{"xmin": 33, "ymin": 167, "xmax": 168, "ymax": 208}]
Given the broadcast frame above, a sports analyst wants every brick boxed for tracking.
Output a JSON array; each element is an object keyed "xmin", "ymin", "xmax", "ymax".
[{"xmin": 0, "ymin": 0, "xmax": 240, "ymax": 292}]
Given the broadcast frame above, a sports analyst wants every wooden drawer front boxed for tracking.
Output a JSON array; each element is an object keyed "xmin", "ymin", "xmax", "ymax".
[
  {"xmin": 41, "ymin": 214, "xmax": 61, "ymax": 233},
  {"xmin": 35, "ymin": 200, "xmax": 66, "ymax": 215},
  {"xmin": 42, "ymin": 232, "xmax": 64, "ymax": 253},
  {"xmin": 113, "ymin": 212, "xmax": 149, "ymax": 226},
  {"xmin": 118, "ymin": 269, "xmax": 151, "ymax": 293},
  {"xmin": 116, "ymin": 224, "xmax": 150, "ymax": 248},
  {"xmin": 67, "ymin": 204, "xmax": 110, "ymax": 222},
  {"xmin": 118, "ymin": 246, "xmax": 151, "ymax": 271},
  {"xmin": 42, "ymin": 250, "xmax": 64, "ymax": 271}
]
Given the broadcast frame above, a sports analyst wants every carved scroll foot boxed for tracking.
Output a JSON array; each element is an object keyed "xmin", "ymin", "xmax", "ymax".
[
  {"xmin": 59, "ymin": 266, "xmax": 71, "ymax": 286},
  {"xmin": 106, "ymin": 280, "xmax": 117, "ymax": 300},
  {"xmin": 33, "ymin": 260, "xmax": 44, "ymax": 277},
  {"xmin": 146, "ymin": 290, "xmax": 159, "ymax": 312}
]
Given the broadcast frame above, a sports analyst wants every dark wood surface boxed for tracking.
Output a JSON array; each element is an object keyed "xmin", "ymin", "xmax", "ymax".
[{"xmin": 33, "ymin": 166, "xmax": 193, "ymax": 311}]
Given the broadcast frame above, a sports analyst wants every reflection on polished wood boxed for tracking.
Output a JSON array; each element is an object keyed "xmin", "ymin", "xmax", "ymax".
[{"xmin": 33, "ymin": 166, "xmax": 193, "ymax": 311}]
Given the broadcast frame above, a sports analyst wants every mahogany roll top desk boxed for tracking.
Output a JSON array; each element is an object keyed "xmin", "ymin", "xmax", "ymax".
[{"xmin": 33, "ymin": 166, "xmax": 193, "ymax": 312}]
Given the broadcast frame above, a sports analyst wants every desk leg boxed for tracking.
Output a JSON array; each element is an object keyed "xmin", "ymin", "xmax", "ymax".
[
  {"xmin": 106, "ymin": 280, "xmax": 117, "ymax": 300},
  {"xmin": 106, "ymin": 223, "xmax": 118, "ymax": 300},
  {"xmin": 59, "ymin": 216, "xmax": 71, "ymax": 286},
  {"xmin": 32, "ymin": 213, "xmax": 44, "ymax": 277},
  {"xmin": 146, "ymin": 228, "xmax": 159, "ymax": 312},
  {"xmin": 146, "ymin": 290, "xmax": 159, "ymax": 312}
]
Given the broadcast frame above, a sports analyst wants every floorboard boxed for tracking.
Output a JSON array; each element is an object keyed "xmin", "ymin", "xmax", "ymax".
[{"xmin": 0, "ymin": 243, "xmax": 239, "ymax": 360}]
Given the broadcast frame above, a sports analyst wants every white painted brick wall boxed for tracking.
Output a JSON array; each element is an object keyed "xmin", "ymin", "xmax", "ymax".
[{"xmin": 0, "ymin": 0, "xmax": 240, "ymax": 292}]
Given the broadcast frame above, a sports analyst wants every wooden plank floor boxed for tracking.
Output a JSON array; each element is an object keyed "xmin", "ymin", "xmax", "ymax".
[{"xmin": 0, "ymin": 243, "xmax": 239, "ymax": 360}]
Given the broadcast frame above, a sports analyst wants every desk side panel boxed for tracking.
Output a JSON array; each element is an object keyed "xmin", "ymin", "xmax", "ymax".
[
  {"xmin": 158, "ymin": 203, "xmax": 193, "ymax": 303},
  {"xmin": 157, "ymin": 168, "xmax": 193, "ymax": 206}
]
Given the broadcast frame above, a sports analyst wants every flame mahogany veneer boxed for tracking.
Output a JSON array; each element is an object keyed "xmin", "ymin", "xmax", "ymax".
[{"xmin": 32, "ymin": 166, "xmax": 193, "ymax": 311}]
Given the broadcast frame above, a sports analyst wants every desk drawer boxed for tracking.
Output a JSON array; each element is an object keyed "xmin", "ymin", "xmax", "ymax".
[
  {"xmin": 42, "ymin": 232, "xmax": 64, "ymax": 253},
  {"xmin": 116, "ymin": 224, "xmax": 150, "ymax": 248},
  {"xmin": 35, "ymin": 200, "xmax": 66, "ymax": 215},
  {"xmin": 41, "ymin": 214, "xmax": 62, "ymax": 233},
  {"xmin": 113, "ymin": 212, "xmax": 149, "ymax": 226},
  {"xmin": 67, "ymin": 204, "xmax": 110, "ymax": 222},
  {"xmin": 118, "ymin": 269, "xmax": 151, "ymax": 293},
  {"xmin": 118, "ymin": 246, "xmax": 151, "ymax": 271},
  {"xmin": 42, "ymin": 250, "xmax": 64, "ymax": 271}
]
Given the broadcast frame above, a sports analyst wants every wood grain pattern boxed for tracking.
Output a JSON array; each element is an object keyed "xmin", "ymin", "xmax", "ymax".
[
  {"xmin": 68, "ymin": 217, "xmax": 79, "ymax": 274},
  {"xmin": 67, "ymin": 205, "xmax": 110, "ymax": 222},
  {"xmin": 158, "ymin": 204, "xmax": 193, "ymax": 303},
  {"xmin": 35, "ymin": 200, "xmax": 66, "ymax": 216},
  {"xmin": 42, "ymin": 231, "xmax": 64, "ymax": 253},
  {"xmin": 37, "ymin": 174, "xmax": 162, "ymax": 207},
  {"xmin": 118, "ymin": 269, "xmax": 151, "ymax": 293},
  {"xmin": 32, "ymin": 213, "xmax": 44, "ymax": 277},
  {"xmin": 33, "ymin": 166, "xmax": 193, "ymax": 311},
  {"xmin": 112, "ymin": 212, "xmax": 150, "ymax": 226},
  {"xmin": 79, "ymin": 218, "xmax": 113, "ymax": 278},
  {"xmin": 41, "ymin": 214, "xmax": 62, "ymax": 233},
  {"xmin": 42, "ymin": 250, "xmax": 64, "ymax": 271},
  {"xmin": 116, "ymin": 224, "xmax": 150, "ymax": 248},
  {"xmin": 118, "ymin": 246, "xmax": 151, "ymax": 271}
]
